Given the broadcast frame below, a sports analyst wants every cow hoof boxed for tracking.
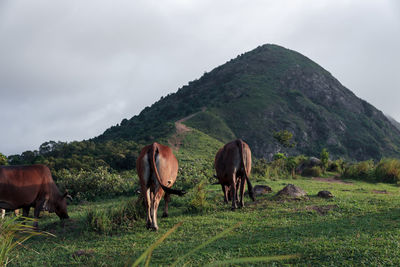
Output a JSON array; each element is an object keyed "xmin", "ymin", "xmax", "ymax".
[
  {"xmin": 231, "ymin": 207, "xmax": 237, "ymax": 211},
  {"xmin": 162, "ymin": 213, "xmax": 168, "ymax": 218},
  {"xmin": 150, "ymin": 226, "xmax": 158, "ymax": 231}
]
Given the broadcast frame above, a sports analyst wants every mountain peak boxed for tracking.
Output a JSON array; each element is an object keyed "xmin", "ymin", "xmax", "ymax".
[{"xmin": 97, "ymin": 44, "xmax": 400, "ymax": 160}]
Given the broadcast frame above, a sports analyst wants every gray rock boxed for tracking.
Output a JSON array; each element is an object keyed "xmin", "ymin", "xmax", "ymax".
[
  {"xmin": 253, "ymin": 185, "xmax": 272, "ymax": 196},
  {"xmin": 276, "ymin": 184, "xmax": 307, "ymax": 198},
  {"xmin": 296, "ymin": 157, "xmax": 321, "ymax": 174},
  {"xmin": 317, "ymin": 190, "xmax": 334, "ymax": 198}
]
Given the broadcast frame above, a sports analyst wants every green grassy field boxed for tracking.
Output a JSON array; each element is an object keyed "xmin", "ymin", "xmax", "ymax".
[{"xmin": 8, "ymin": 175, "xmax": 400, "ymax": 266}]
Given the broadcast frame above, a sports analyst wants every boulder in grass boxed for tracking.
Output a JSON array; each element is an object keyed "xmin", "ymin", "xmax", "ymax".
[
  {"xmin": 253, "ymin": 185, "xmax": 272, "ymax": 196},
  {"xmin": 276, "ymin": 184, "xmax": 307, "ymax": 198},
  {"xmin": 317, "ymin": 190, "xmax": 334, "ymax": 198}
]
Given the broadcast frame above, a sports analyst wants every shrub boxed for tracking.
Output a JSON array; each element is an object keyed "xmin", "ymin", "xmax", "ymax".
[
  {"xmin": 252, "ymin": 158, "xmax": 270, "ymax": 178},
  {"xmin": 273, "ymin": 153, "xmax": 287, "ymax": 161},
  {"xmin": 320, "ymin": 148, "xmax": 329, "ymax": 173},
  {"xmin": 0, "ymin": 153, "xmax": 7, "ymax": 165},
  {"xmin": 327, "ymin": 159, "xmax": 344, "ymax": 173},
  {"xmin": 253, "ymin": 155, "xmax": 307, "ymax": 180},
  {"xmin": 343, "ymin": 160, "xmax": 375, "ymax": 181},
  {"xmin": 375, "ymin": 158, "xmax": 400, "ymax": 183},
  {"xmin": 54, "ymin": 167, "xmax": 136, "ymax": 201},
  {"xmin": 301, "ymin": 166, "xmax": 322, "ymax": 177}
]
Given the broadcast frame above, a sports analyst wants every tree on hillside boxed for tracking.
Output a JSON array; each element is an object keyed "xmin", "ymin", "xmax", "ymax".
[
  {"xmin": 273, "ymin": 130, "xmax": 296, "ymax": 148},
  {"xmin": 0, "ymin": 152, "xmax": 8, "ymax": 165},
  {"xmin": 320, "ymin": 148, "xmax": 329, "ymax": 173}
]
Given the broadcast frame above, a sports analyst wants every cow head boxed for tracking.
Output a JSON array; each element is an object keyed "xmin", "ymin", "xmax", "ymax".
[{"xmin": 53, "ymin": 192, "xmax": 70, "ymax": 220}]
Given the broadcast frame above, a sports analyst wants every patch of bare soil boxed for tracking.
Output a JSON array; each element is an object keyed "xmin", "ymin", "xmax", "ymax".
[
  {"xmin": 372, "ymin": 190, "xmax": 388, "ymax": 194},
  {"xmin": 168, "ymin": 108, "xmax": 206, "ymax": 151},
  {"xmin": 312, "ymin": 176, "xmax": 352, "ymax": 185},
  {"xmin": 305, "ymin": 205, "xmax": 338, "ymax": 215}
]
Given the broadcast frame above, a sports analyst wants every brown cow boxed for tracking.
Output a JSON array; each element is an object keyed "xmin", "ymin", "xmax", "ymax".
[
  {"xmin": 137, "ymin": 142, "xmax": 185, "ymax": 230},
  {"xmin": 0, "ymin": 164, "xmax": 69, "ymax": 227},
  {"xmin": 215, "ymin": 139, "xmax": 255, "ymax": 210}
]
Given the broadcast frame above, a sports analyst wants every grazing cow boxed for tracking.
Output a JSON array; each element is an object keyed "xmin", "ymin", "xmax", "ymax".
[
  {"xmin": 0, "ymin": 164, "xmax": 69, "ymax": 227},
  {"xmin": 137, "ymin": 142, "xmax": 185, "ymax": 230},
  {"xmin": 214, "ymin": 139, "xmax": 255, "ymax": 210}
]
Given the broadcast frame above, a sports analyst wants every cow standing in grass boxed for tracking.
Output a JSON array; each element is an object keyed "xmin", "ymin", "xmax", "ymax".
[
  {"xmin": 215, "ymin": 139, "xmax": 255, "ymax": 210},
  {"xmin": 137, "ymin": 143, "xmax": 185, "ymax": 230}
]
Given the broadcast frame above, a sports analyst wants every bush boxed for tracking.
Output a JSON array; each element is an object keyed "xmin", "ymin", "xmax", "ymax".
[
  {"xmin": 375, "ymin": 158, "xmax": 400, "ymax": 183},
  {"xmin": 343, "ymin": 160, "xmax": 375, "ymax": 181},
  {"xmin": 273, "ymin": 153, "xmax": 287, "ymax": 161},
  {"xmin": 54, "ymin": 167, "xmax": 136, "ymax": 201},
  {"xmin": 301, "ymin": 166, "xmax": 322, "ymax": 177},
  {"xmin": 253, "ymin": 156, "xmax": 307, "ymax": 180},
  {"xmin": 252, "ymin": 158, "xmax": 270, "ymax": 178},
  {"xmin": 320, "ymin": 148, "xmax": 329, "ymax": 173},
  {"xmin": 327, "ymin": 159, "xmax": 344, "ymax": 173}
]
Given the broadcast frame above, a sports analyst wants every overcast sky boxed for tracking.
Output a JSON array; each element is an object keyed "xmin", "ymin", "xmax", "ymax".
[{"xmin": 1, "ymin": 0, "xmax": 399, "ymax": 155}]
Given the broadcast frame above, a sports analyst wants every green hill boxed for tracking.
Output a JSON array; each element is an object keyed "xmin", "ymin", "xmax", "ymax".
[{"xmin": 97, "ymin": 44, "xmax": 400, "ymax": 160}]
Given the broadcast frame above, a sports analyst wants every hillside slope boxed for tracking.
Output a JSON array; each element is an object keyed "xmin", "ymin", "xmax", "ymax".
[{"xmin": 97, "ymin": 44, "xmax": 400, "ymax": 160}]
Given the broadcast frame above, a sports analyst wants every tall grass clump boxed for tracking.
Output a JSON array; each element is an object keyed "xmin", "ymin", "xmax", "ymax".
[
  {"xmin": 86, "ymin": 197, "xmax": 144, "ymax": 234},
  {"xmin": 374, "ymin": 158, "xmax": 400, "ymax": 183},
  {"xmin": 343, "ymin": 160, "xmax": 375, "ymax": 181},
  {"xmin": 186, "ymin": 182, "xmax": 214, "ymax": 213},
  {"xmin": 1, "ymin": 216, "xmax": 50, "ymax": 266}
]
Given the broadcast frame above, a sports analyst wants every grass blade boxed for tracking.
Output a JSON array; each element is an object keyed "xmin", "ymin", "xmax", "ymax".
[
  {"xmin": 170, "ymin": 222, "xmax": 242, "ymax": 267},
  {"xmin": 131, "ymin": 221, "xmax": 183, "ymax": 267}
]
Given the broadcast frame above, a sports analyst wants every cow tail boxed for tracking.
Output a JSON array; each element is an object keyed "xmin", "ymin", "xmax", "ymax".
[
  {"xmin": 238, "ymin": 140, "xmax": 255, "ymax": 201},
  {"xmin": 151, "ymin": 143, "xmax": 186, "ymax": 196}
]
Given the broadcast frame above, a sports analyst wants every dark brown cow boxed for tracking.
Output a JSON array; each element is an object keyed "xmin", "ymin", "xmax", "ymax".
[
  {"xmin": 215, "ymin": 139, "xmax": 255, "ymax": 210},
  {"xmin": 0, "ymin": 164, "xmax": 69, "ymax": 227},
  {"xmin": 137, "ymin": 142, "xmax": 185, "ymax": 230}
]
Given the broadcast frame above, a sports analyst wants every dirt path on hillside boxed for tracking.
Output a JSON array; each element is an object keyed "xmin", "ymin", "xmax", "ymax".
[
  {"xmin": 169, "ymin": 107, "xmax": 206, "ymax": 151},
  {"xmin": 312, "ymin": 176, "xmax": 353, "ymax": 185}
]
